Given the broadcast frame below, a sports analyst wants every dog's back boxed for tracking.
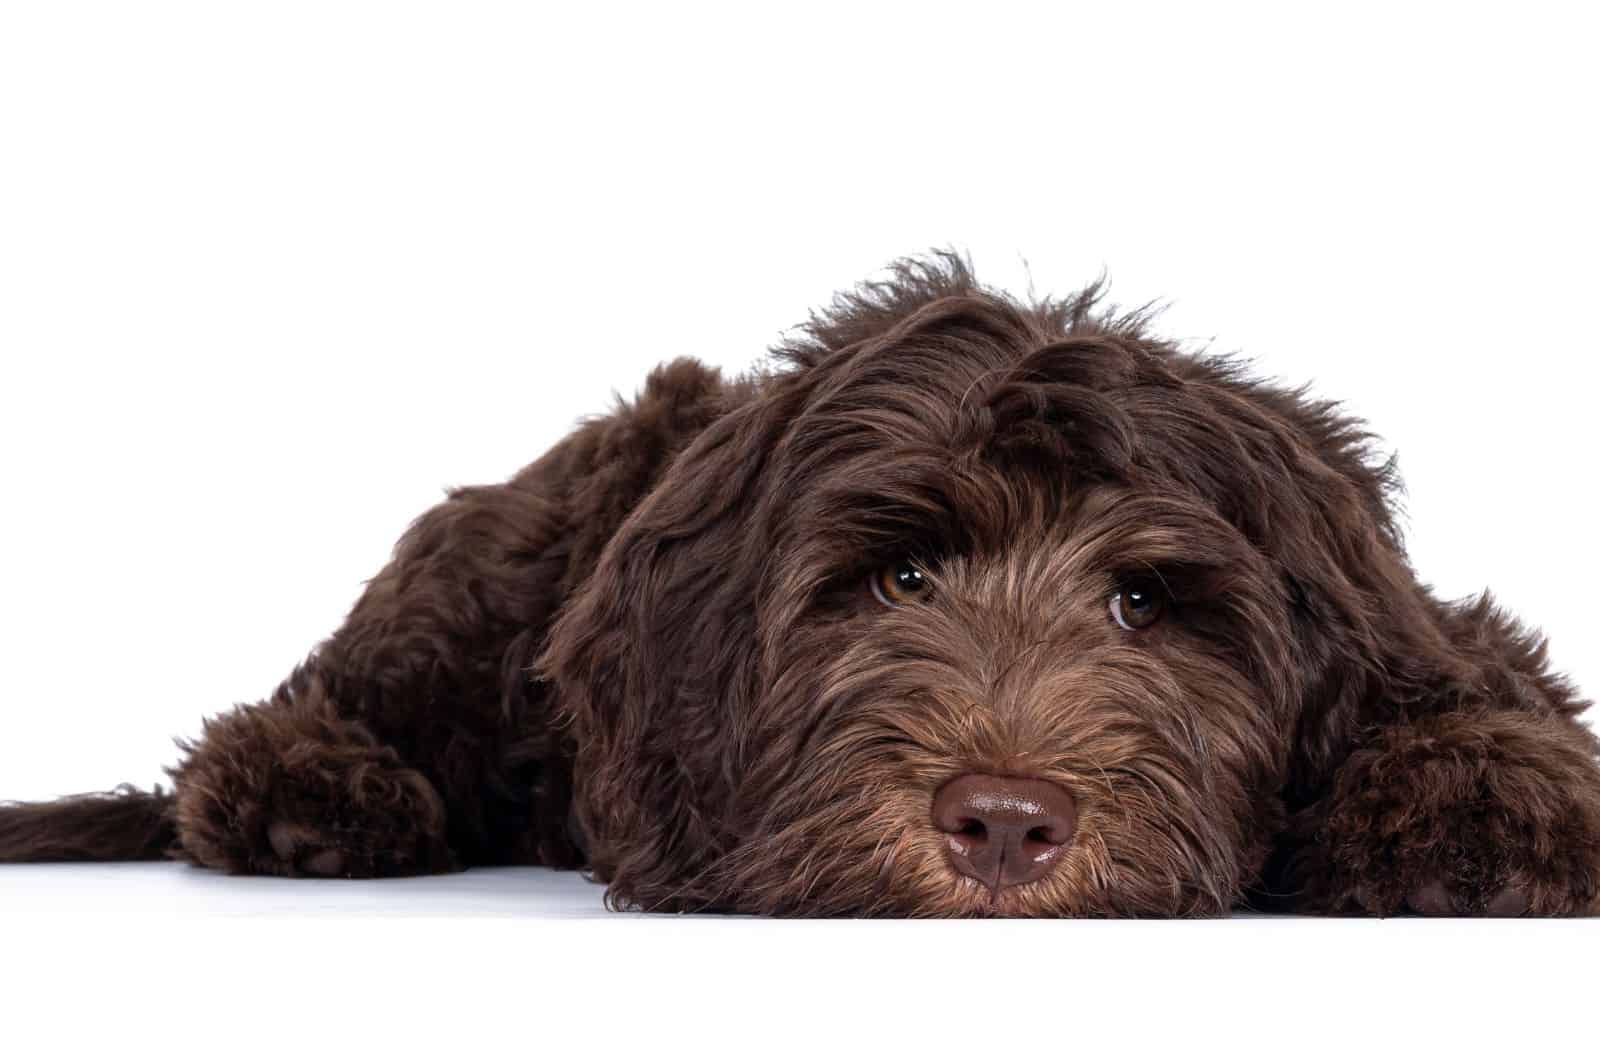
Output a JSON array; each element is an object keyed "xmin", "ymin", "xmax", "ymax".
[{"xmin": 0, "ymin": 358, "xmax": 739, "ymax": 874}]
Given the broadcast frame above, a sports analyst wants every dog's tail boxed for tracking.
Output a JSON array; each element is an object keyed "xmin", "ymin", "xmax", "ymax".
[{"xmin": 0, "ymin": 784, "xmax": 176, "ymax": 862}]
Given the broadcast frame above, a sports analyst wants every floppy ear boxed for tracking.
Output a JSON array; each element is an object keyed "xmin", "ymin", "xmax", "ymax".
[
  {"xmin": 1103, "ymin": 363, "xmax": 1456, "ymax": 788},
  {"xmin": 539, "ymin": 371, "xmax": 814, "ymax": 909},
  {"xmin": 541, "ymin": 262, "xmax": 1023, "ymax": 907},
  {"xmin": 1153, "ymin": 376, "xmax": 1488, "ymax": 796}
]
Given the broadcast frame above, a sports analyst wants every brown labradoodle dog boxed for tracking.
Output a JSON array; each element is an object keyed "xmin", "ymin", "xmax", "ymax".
[{"xmin": 3, "ymin": 254, "xmax": 1596, "ymax": 916}]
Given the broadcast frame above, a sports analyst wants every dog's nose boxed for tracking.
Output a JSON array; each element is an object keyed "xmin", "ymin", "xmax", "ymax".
[{"xmin": 932, "ymin": 774, "xmax": 1077, "ymax": 894}]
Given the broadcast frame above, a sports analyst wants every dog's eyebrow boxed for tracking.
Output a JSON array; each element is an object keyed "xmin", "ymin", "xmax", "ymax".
[{"xmin": 1060, "ymin": 492, "xmax": 1264, "ymax": 574}]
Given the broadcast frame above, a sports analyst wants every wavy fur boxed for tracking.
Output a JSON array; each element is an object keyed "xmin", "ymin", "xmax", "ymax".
[{"xmin": 3, "ymin": 252, "xmax": 1594, "ymax": 916}]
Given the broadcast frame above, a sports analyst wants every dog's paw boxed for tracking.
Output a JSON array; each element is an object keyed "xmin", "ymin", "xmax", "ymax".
[
  {"xmin": 1404, "ymin": 877, "xmax": 1529, "ymax": 917},
  {"xmin": 174, "ymin": 707, "xmax": 458, "ymax": 878},
  {"xmin": 267, "ymin": 820, "xmax": 351, "ymax": 877},
  {"xmin": 1315, "ymin": 711, "xmax": 1600, "ymax": 917},
  {"xmin": 255, "ymin": 761, "xmax": 456, "ymax": 878}
]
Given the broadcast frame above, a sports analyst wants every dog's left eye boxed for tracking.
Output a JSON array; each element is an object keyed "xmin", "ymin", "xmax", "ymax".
[
  {"xmin": 1109, "ymin": 578, "xmax": 1166, "ymax": 631},
  {"xmin": 871, "ymin": 560, "xmax": 930, "ymax": 606}
]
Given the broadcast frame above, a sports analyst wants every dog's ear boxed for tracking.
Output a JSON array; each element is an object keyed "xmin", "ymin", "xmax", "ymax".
[
  {"xmin": 1166, "ymin": 380, "xmax": 1467, "ymax": 796},
  {"xmin": 540, "ymin": 370, "xmax": 813, "ymax": 909}
]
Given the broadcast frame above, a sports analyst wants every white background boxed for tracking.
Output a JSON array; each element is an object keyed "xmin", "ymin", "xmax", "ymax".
[{"xmin": 1, "ymin": 1, "xmax": 1596, "ymax": 1056}]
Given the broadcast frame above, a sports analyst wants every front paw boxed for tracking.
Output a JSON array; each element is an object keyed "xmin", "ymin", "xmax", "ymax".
[
  {"xmin": 256, "ymin": 755, "xmax": 457, "ymax": 878},
  {"xmin": 1313, "ymin": 711, "xmax": 1600, "ymax": 916},
  {"xmin": 173, "ymin": 705, "xmax": 456, "ymax": 878},
  {"xmin": 1404, "ymin": 877, "xmax": 1528, "ymax": 917}
]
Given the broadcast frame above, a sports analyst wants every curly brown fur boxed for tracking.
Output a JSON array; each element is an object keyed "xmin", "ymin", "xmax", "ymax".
[{"xmin": 3, "ymin": 252, "xmax": 1594, "ymax": 916}]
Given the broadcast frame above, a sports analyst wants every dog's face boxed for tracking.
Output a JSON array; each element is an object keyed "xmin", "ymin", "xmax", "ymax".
[{"xmin": 547, "ymin": 268, "xmax": 1410, "ymax": 915}]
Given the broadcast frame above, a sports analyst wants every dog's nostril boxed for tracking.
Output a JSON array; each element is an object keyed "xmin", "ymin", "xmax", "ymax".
[{"xmin": 932, "ymin": 773, "xmax": 1077, "ymax": 894}]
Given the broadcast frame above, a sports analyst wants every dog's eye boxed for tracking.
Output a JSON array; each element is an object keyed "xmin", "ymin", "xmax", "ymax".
[
  {"xmin": 871, "ymin": 560, "xmax": 930, "ymax": 606},
  {"xmin": 1109, "ymin": 579, "xmax": 1166, "ymax": 631}
]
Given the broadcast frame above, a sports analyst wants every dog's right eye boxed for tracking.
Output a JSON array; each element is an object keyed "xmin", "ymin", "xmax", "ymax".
[{"xmin": 871, "ymin": 560, "xmax": 930, "ymax": 606}]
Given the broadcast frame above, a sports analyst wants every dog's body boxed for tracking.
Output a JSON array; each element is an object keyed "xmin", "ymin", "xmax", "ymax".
[{"xmin": 3, "ymin": 256, "xmax": 1596, "ymax": 915}]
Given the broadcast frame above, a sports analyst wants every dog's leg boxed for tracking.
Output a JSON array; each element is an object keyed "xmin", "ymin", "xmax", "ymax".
[
  {"xmin": 162, "ymin": 358, "xmax": 732, "ymax": 878},
  {"xmin": 165, "ymin": 480, "xmax": 573, "ymax": 878},
  {"xmin": 1281, "ymin": 600, "xmax": 1600, "ymax": 916},
  {"xmin": 1287, "ymin": 708, "xmax": 1600, "ymax": 915}
]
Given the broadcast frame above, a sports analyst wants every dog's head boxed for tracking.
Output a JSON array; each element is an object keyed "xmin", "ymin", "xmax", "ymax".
[{"xmin": 545, "ymin": 255, "xmax": 1430, "ymax": 915}]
